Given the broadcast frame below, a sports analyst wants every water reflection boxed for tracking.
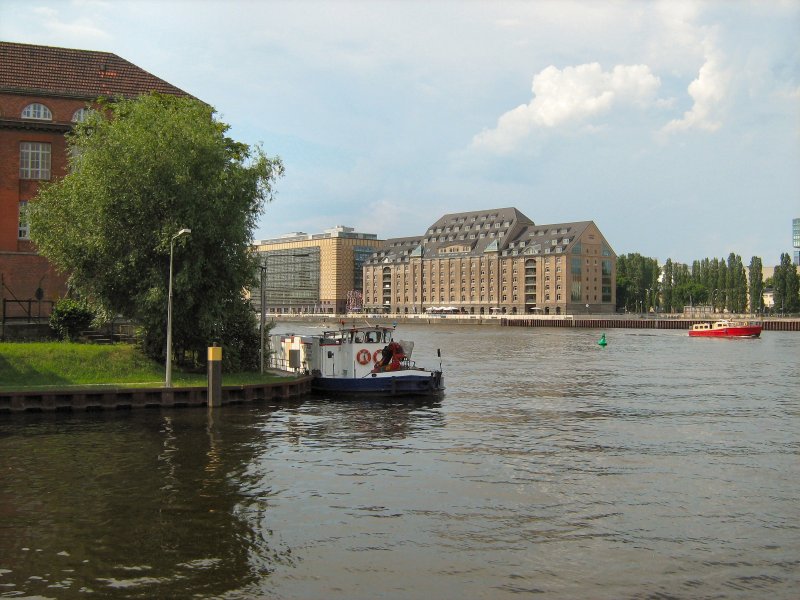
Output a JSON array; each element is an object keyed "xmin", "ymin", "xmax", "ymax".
[
  {"xmin": 0, "ymin": 397, "xmax": 446, "ymax": 598},
  {"xmin": 1, "ymin": 326, "xmax": 798, "ymax": 599},
  {"xmin": 267, "ymin": 397, "xmax": 444, "ymax": 448},
  {"xmin": 0, "ymin": 408, "xmax": 295, "ymax": 598}
]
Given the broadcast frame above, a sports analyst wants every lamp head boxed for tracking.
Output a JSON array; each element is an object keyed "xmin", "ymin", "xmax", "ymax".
[{"xmin": 177, "ymin": 228, "xmax": 191, "ymax": 236}]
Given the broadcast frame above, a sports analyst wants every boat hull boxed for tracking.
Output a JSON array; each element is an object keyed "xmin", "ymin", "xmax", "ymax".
[
  {"xmin": 688, "ymin": 326, "xmax": 762, "ymax": 338},
  {"xmin": 312, "ymin": 371, "xmax": 444, "ymax": 396}
]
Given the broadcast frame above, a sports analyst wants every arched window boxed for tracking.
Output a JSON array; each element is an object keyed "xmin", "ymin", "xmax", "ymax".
[
  {"xmin": 22, "ymin": 103, "xmax": 52, "ymax": 120},
  {"xmin": 72, "ymin": 107, "xmax": 92, "ymax": 122}
]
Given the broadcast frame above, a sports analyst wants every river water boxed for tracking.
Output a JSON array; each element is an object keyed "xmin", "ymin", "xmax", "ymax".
[{"xmin": 1, "ymin": 324, "xmax": 798, "ymax": 599}]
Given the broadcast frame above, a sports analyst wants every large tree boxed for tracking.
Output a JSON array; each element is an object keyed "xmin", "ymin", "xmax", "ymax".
[
  {"xmin": 30, "ymin": 94, "xmax": 284, "ymax": 369},
  {"xmin": 773, "ymin": 253, "xmax": 799, "ymax": 314},
  {"xmin": 748, "ymin": 256, "xmax": 763, "ymax": 314},
  {"xmin": 615, "ymin": 253, "xmax": 660, "ymax": 313}
]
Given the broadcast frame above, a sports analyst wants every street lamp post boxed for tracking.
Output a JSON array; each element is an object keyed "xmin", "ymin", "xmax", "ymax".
[
  {"xmin": 258, "ymin": 262, "xmax": 267, "ymax": 374},
  {"xmin": 166, "ymin": 228, "xmax": 191, "ymax": 388}
]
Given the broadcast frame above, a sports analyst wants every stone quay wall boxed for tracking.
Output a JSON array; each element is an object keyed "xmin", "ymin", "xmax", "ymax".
[{"xmin": 0, "ymin": 376, "xmax": 312, "ymax": 413}]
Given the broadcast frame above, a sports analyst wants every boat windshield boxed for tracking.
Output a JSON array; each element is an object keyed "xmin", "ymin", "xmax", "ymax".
[{"xmin": 323, "ymin": 328, "xmax": 393, "ymax": 343}]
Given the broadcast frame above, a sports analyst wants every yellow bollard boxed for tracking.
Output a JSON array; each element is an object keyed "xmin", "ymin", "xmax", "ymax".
[{"xmin": 208, "ymin": 344, "xmax": 222, "ymax": 407}]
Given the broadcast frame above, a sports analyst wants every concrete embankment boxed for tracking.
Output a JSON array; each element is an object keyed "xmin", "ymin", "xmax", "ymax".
[
  {"xmin": 272, "ymin": 313, "xmax": 800, "ymax": 331},
  {"xmin": 502, "ymin": 318, "xmax": 800, "ymax": 331},
  {"xmin": 0, "ymin": 377, "xmax": 312, "ymax": 413}
]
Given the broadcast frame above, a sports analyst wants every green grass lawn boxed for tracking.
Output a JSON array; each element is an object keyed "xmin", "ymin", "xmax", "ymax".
[{"xmin": 0, "ymin": 342, "xmax": 288, "ymax": 391}]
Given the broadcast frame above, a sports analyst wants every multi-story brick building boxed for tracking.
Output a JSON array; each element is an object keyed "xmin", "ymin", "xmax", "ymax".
[
  {"xmin": 252, "ymin": 226, "xmax": 384, "ymax": 314},
  {"xmin": 363, "ymin": 207, "xmax": 617, "ymax": 315},
  {"xmin": 0, "ymin": 41, "xmax": 189, "ymax": 318}
]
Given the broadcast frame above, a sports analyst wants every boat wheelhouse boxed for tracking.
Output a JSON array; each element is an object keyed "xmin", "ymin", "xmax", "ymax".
[{"xmin": 270, "ymin": 324, "xmax": 444, "ymax": 396}]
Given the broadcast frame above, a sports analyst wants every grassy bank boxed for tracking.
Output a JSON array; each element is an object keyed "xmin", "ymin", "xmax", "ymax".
[{"xmin": 0, "ymin": 342, "xmax": 286, "ymax": 391}]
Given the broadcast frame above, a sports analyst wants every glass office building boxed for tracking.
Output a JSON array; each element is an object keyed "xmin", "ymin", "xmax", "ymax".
[{"xmin": 251, "ymin": 226, "xmax": 383, "ymax": 314}]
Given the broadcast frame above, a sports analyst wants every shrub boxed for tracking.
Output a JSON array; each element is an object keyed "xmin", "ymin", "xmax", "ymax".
[{"xmin": 49, "ymin": 298, "xmax": 95, "ymax": 341}]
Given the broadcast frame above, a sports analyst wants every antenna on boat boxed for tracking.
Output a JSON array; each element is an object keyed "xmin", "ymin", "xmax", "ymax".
[{"xmin": 437, "ymin": 348, "xmax": 442, "ymax": 371}]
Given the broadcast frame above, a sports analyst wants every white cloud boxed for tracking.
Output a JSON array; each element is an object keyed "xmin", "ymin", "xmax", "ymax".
[
  {"xmin": 661, "ymin": 37, "xmax": 730, "ymax": 134},
  {"xmin": 471, "ymin": 63, "xmax": 661, "ymax": 154},
  {"xmin": 32, "ymin": 4, "xmax": 111, "ymax": 45},
  {"xmin": 32, "ymin": 7, "xmax": 58, "ymax": 18}
]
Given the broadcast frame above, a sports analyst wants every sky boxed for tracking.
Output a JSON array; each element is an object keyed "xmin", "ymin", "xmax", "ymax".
[{"xmin": 2, "ymin": 0, "xmax": 798, "ymax": 266}]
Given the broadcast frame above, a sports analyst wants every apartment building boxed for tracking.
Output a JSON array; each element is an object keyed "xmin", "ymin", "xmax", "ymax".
[{"xmin": 363, "ymin": 207, "xmax": 616, "ymax": 315}]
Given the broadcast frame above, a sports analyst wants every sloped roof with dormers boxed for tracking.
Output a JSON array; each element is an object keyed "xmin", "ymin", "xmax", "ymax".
[
  {"xmin": 421, "ymin": 207, "xmax": 535, "ymax": 258},
  {"xmin": 420, "ymin": 207, "xmax": 534, "ymax": 256},
  {"xmin": 0, "ymin": 41, "xmax": 191, "ymax": 100},
  {"xmin": 504, "ymin": 220, "xmax": 598, "ymax": 258},
  {"xmin": 366, "ymin": 208, "xmax": 615, "ymax": 264},
  {"xmin": 366, "ymin": 236, "xmax": 424, "ymax": 265}
]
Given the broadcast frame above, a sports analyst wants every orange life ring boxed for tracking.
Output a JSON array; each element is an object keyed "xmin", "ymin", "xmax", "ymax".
[
  {"xmin": 373, "ymin": 349, "xmax": 382, "ymax": 364},
  {"xmin": 356, "ymin": 349, "xmax": 371, "ymax": 365}
]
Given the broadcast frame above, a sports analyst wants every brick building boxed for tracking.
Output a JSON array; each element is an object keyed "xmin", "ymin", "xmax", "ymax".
[
  {"xmin": 0, "ymin": 41, "xmax": 190, "ymax": 320},
  {"xmin": 363, "ymin": 207, "xmax": 617, "ymax": 315}
]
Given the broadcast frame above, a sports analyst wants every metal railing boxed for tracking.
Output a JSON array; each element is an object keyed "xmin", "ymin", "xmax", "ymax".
[{"xmin": 2, "ymin": 298, "xmax": 54, "ymax": 323}]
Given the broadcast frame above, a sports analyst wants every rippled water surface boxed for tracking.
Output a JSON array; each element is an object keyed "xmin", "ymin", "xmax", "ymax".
[{"xmin": 1, "ymin": 325, "xmax": 798, "ymax": 599}]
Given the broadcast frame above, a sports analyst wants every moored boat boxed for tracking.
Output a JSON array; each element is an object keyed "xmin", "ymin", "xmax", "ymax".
[
  {"xmin": 688, "ymin": 319, "xmax": 762, "ymax": 338},
  {"xmin": 269, "ymin": 323, "xmax": 444, "ymax": 397}
]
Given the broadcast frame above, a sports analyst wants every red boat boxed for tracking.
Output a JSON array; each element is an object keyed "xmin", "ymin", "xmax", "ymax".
[{"xmin": 688, "ymin": 319, "xmax": 762, "ymax": 338}]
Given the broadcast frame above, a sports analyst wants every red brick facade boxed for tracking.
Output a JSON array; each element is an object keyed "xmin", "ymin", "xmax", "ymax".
[
  {"xmin": 0, "ymin": 42, "xmax": 190, "ymax": 315},
  {"xmin": 0, "ymin": 96, "xmax": 73, "ymax": 252}
]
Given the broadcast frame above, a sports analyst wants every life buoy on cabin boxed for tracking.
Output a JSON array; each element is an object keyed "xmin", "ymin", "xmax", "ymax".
[
  {"xmin": 373, "ymin": 349, "xmax": 382, "ymax": 364},
  {"xmin": 356, "ymin": 349, "xmax": 372, "ymax": 365}
]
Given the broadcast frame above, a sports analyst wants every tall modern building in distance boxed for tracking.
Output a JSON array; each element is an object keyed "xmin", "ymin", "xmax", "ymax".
[
  {"xmin": 363, "ymin": 207, "xmax": 617, "ymax": 315},
  {"xmin": 252, "ymin": 226, "xmax": 383, "ymax": 314},
  {"xmin": 793, "ymin": 218, "xmax": 799, "ymax": 266}
]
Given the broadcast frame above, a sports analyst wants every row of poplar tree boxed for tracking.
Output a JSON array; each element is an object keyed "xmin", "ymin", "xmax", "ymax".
[{"xmin": 616, "ymin": 252, "xmax": 800, "ymax": 315}]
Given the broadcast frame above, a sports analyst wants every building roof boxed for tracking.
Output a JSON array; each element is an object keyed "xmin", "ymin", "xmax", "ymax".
[
  {"xmin": 255, "ymin": 225, "xmax": 380, "ymax": 246},
  {"xmin": 420, "ymin": 207, "xmax": 535, "ymax": 258},
  {"xmin": 366, "ymin": 207, "xmax": 615, "ymax": 265},
  {"xmin": 0, "ymin": 41, "xmax": 190, "ymax": 100}
]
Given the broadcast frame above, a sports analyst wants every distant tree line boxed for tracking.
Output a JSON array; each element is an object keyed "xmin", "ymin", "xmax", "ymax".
[
  {"xmin": 616, "ymin": 252, "xmax": 799, "ymax": 315},
  {"xmin": 771, "ymin": 253, "xmax": 800, "ymax": 315}
]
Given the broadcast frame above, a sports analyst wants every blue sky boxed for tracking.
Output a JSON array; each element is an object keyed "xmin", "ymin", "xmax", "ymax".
[{"xmin": 2, "ymin": 0, "xmax": 798, "ymax": 265}]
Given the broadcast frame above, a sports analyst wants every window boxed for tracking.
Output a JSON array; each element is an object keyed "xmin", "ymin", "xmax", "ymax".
[
  {"xmin": 18, "ymin": 201, "xmax": 29, "ymax": 239},
  {"xmin": 22, "ymin": 103, "xmax": 52, "ymax": 120},
  {"xmin": 72, "ymin": 107, "xmax": 92, "ymax": 122},
  {"xmin": 20, "ymin": 142, "xmax": 51, "ymax": 179}
]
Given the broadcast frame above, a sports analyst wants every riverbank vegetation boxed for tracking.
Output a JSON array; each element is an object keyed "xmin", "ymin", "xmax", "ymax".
[
  {"xmin": 0, "ymin": 342, "xmax": 286, "ymax": 391},
  {"xmin": 616, "ymin": 252, "xmax": 799, "ymax": 315}
]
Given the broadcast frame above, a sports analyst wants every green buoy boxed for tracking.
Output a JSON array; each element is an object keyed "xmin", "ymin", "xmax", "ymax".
[{"xmin": 598, "ymin": 333, "xmax": 607, "ymax": 347}]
